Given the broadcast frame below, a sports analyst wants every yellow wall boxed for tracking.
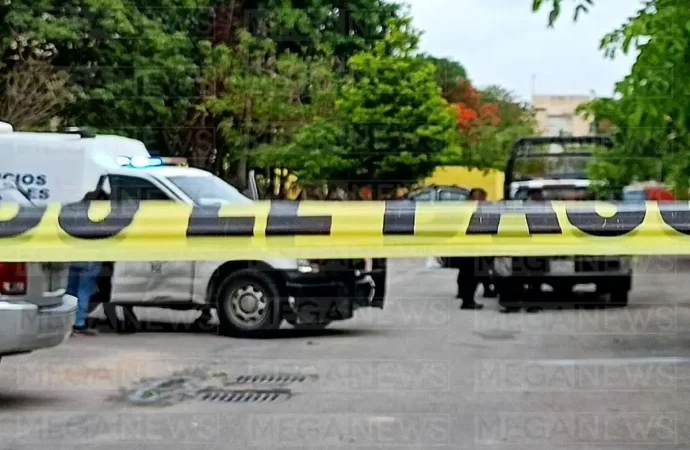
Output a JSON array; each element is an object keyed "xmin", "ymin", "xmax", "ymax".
[
  {"xmin": 279, "ymin": 165, "xmax": 505, "ymax": 200},
  {"xmin": 423, "ymin": 166, "xmax": 505, "ymax": 200}
]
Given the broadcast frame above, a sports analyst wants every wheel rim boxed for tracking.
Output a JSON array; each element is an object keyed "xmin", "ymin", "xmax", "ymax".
[{"xmin": 225, "ymin": 284, "xmax": 268, "ymax": 329}]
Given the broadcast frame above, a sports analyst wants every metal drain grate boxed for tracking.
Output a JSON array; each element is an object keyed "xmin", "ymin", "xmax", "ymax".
[
  {"xmin": 198, "ymin": 389, "xmax": 291, "ymax": 403},
  {"xmin": 234, "ymin": 374, "xmax": 307, "ymax": 385}
]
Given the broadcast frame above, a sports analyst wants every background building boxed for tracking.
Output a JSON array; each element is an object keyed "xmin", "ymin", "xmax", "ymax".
[{"xmin": 532, "ymin": 95, "xmax": 594, "ymax": 136}]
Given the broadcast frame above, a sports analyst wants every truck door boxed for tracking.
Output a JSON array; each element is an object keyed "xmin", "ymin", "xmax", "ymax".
[{"xmin": 107, "ymin": 174, "xmax": 195, "ymax": 304}]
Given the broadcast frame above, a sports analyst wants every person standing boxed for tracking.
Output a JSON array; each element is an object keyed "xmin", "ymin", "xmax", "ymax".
[
  {"xmin": 451, "ymin": 188, "xmax": 489, "ymax": 310},
  {"xmin": 66, "ymin": 188, "xmax": 108, "ymax": 336}
]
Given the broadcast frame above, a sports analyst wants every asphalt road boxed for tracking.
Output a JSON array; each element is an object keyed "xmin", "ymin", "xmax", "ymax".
[{"xmin": 1, "ymin": 257, "xmax": 690, "ymax": 449}]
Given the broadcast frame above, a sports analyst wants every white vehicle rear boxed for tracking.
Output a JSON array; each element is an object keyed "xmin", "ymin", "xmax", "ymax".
[
  {"xmin": 0, "ymin": 180, "xmax": 76, "ymax": 360},
  {"xmin": 0, "ymin": 123, "xmax": 387, "ymax": 336}
]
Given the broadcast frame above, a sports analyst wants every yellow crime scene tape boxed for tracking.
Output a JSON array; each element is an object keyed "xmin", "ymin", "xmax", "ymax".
[{"xmin": 0, "ymin": 200, "xmax": 689, "ymax": 262}]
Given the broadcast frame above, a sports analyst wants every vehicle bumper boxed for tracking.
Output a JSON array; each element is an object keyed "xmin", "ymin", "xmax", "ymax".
[
  {"xmin": 0, "ymin": 295, "xmax": 77, "ymax": 357},
  {"xmin": 493, "ymin": 256, "xmax": 632, "ymax": 292},
  {"xmin": 283, "ymin": 270, "xmax": 379, "ymax": 322}
]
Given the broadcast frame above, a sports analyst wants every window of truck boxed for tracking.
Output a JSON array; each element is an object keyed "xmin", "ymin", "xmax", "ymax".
[
  {"xmin": 166, "ymin": 175, "xmax": 252, "ymax": 205},
  {"xmin": 109, "ymin": 175, "xmax": 173, "ymax": 201}
]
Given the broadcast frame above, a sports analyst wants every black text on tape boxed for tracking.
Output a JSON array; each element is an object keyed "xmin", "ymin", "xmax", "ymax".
[
  {"xmin": 566, "ymin": 202, "xmax": 645, "ymax": 237},
  {"xmin": 186, "ymin": 205, "xmax": 255, "ymax": 236},
  {"xmin": 466, "ymin": 202, "xmax": 561, "ymax": 234},
  {"xmin": 658, "ymin": 202, "xmax": 690, "ymax": 235},
  {"xmin": 266, "ymin": 201, "xmax": 331, "ymax": 236},
  {"xmin": 58, "ymin": 201, "xmax": 139, "ymax": 239},
  {"xmin": 0, "ymin": 205, "xmax": 46, "ymax": 237},
  {"xmin": 383, "ymin": 201, "xmax": 416, "ymax": 235}
]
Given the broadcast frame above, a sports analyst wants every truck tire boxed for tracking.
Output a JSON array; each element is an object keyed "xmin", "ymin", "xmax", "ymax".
[{"xmin": 215, "ymin": 269, "xmax": 281, "ymax": 337}]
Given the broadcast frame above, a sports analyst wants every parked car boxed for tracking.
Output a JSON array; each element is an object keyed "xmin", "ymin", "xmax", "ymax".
[
  {"xmin": 0, "ymin": 180, "xmax": 76, "ymax": 363},
  {"xmin": 623, "ymin": 181, "xmax": 675, "ymax": 202},
  {"xmin": 494, "ymin": 135, "xmax": 632, "ymax": 311},
  {"xmin": 406, "ymin": 185, "xmax": 470, "ymax": 202},
  {"xmin": 407, "ymin": 185, "xmax": 471, "ymax": 270}
]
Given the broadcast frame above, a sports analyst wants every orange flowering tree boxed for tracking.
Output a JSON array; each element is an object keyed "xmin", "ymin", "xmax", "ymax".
[{"xmin": 445, "ymin": 78, "xmax": 536, "ymax": 170}]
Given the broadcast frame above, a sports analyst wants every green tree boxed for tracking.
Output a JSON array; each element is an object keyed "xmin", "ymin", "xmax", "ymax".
[
  {"xmin": 532, "ymin": 0, "xmax": 690, "ymax": 194},
  {"xmin": 420, "ymin": 54, "xmax": 467, "ymax": 100},
  {"xmin": 198, "ymin": 29, "xmax": 338, "ymax": 181},
  {"xmin": 1, "ymin": 0, "xmax": 411, "ymax": 183},
  {"xmin": 200, "ymin": 0, "xmax": 408, "ymax": 181},
  {"xmin": 261, "ymin": 17, "xmax": 457, "ymax": 191},
  {"xmin": 0, "ymin": 0, "xmax": 210, "ymax": 153}
]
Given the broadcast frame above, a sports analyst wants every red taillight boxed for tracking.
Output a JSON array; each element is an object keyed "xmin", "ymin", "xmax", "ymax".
[{"xmin": 0, "ymin": 263, "xmax": 27, "ymax": 295}]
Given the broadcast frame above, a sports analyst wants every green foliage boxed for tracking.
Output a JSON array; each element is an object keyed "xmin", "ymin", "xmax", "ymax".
[
  {"xmin": 0, "ymin": 0, "xmax": 210, "ymax": 151},
  {"xmin": 461, "ymin": 120, "xmax": 537, "ymax": 172},
  {"xmin": 260, "ymin": 0, "xmax": 404, "ymax": 63},
  {"xmin": 531, "ymin": 0, "xmax": 594, "ymax": 25},
  {"xmin": 582, "ymin": 0, "xmax": 690, "ymax": 191},
  {"xmin": 419, "ymin": 54, "xmax": 467, "ymax": 98},
  {"xmin": 531, "ymin": 0, "xmax": 690, "ymax": 194},
  {"xmin": 1, "ymin": 0, "xmax": 527, "ymax": 190},
  {"xmin": 198, "ymin": 30, "xmax": 338, "ymax": 167},
  {"xmin": 260, "ymin": 17, "xmax": 457, "ymax": 186}
]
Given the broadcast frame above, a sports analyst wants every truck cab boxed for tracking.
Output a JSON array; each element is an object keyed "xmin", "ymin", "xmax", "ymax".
[
  {"xmin": 0, "ymin": 123, "xmax": 386, "ymax": 336},
  {"xmin": 494, "ymin": 135, "xmax": 633, "ymax": 311}
]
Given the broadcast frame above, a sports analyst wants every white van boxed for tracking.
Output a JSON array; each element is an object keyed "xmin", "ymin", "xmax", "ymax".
[{"xmin": 0, "ymin": 123, "xmax": 387, "ymax": 336}]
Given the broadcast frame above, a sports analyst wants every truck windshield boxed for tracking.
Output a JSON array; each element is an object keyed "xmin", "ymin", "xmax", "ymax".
[
  {"xmin": 167, "ymin": 175, "xmax": 252, "ymax": 205},
  {"xmin": 512, "ymin": 141, "xmax": 605, "ymax": 180}
]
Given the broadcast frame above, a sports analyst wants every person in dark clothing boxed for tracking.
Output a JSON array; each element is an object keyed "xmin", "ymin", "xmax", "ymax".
[{"xmin": 451, "ymin": 188, "xmax": 491, "ymax": 310}]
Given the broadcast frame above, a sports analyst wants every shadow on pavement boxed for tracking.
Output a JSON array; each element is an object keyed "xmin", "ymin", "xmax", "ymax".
[
  {"xmin": 91, "ymin": 318, "xmax": 385, "ymax": 339},
  {"xmin": 0, "ymin": 391, "xmax": 64, "ymax": 409},
  {"xmin": 503, "ymin": 291, "xmax": 628, "ymax": 312}
]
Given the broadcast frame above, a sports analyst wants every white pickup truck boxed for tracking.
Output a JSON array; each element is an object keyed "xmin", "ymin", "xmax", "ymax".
[
  {"xmin": 0, "ymin": 123, "xmax": 386, "ymax": 337},
  {"xmin": 0, "ymin": 181, "xmax": 76, "ymax": 362}
]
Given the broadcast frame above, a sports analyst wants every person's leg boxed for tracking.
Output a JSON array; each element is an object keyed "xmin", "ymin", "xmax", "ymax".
[
  {"xmin": 455, "ymin": 267, "xmax": 463, "ymax": 299},
  {"xmin": 121, "ymin": 305, "xmax": 140, "ymax": 332},
  {"xmin": 73, "ymin": 263, "xmax": 101, "ymax": 335},
  {"xmin": 102, "ymin": 303, "xmax": 120, "ymax": 330},
  {"xmin": 460, "ymin": 279, "xmax": 481, "ymax": 309},
  {"xmin": 458, "ymin": 258, "xmax": 483, "ymax": 310},
  {"xmin": 478, "ymin": 257, "xmax": 496, "ymax": 297}
]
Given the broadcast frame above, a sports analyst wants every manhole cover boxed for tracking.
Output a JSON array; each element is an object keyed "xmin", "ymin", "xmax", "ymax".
[
  {"xmin": 198, "ymin": 388, "xmax": 291, "ymax": 403},
  {"xmin": 234, "ymin": 374, "xmax": 308, "ymax": 385},
  {"xmin": 121, "ymin": 370, "xmax": 311, "ymax": 406}
]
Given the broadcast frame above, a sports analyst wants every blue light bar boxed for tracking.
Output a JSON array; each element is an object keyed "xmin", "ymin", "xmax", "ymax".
[{"xmin": 116, "ymin": 156, "xmax": 163, "ymax": 168}]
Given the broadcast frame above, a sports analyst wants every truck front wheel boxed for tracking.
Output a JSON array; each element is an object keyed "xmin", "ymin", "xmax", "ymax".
[{"xmin": 215, "ymin": 269, "xmax": 281, "ymax": 337}]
